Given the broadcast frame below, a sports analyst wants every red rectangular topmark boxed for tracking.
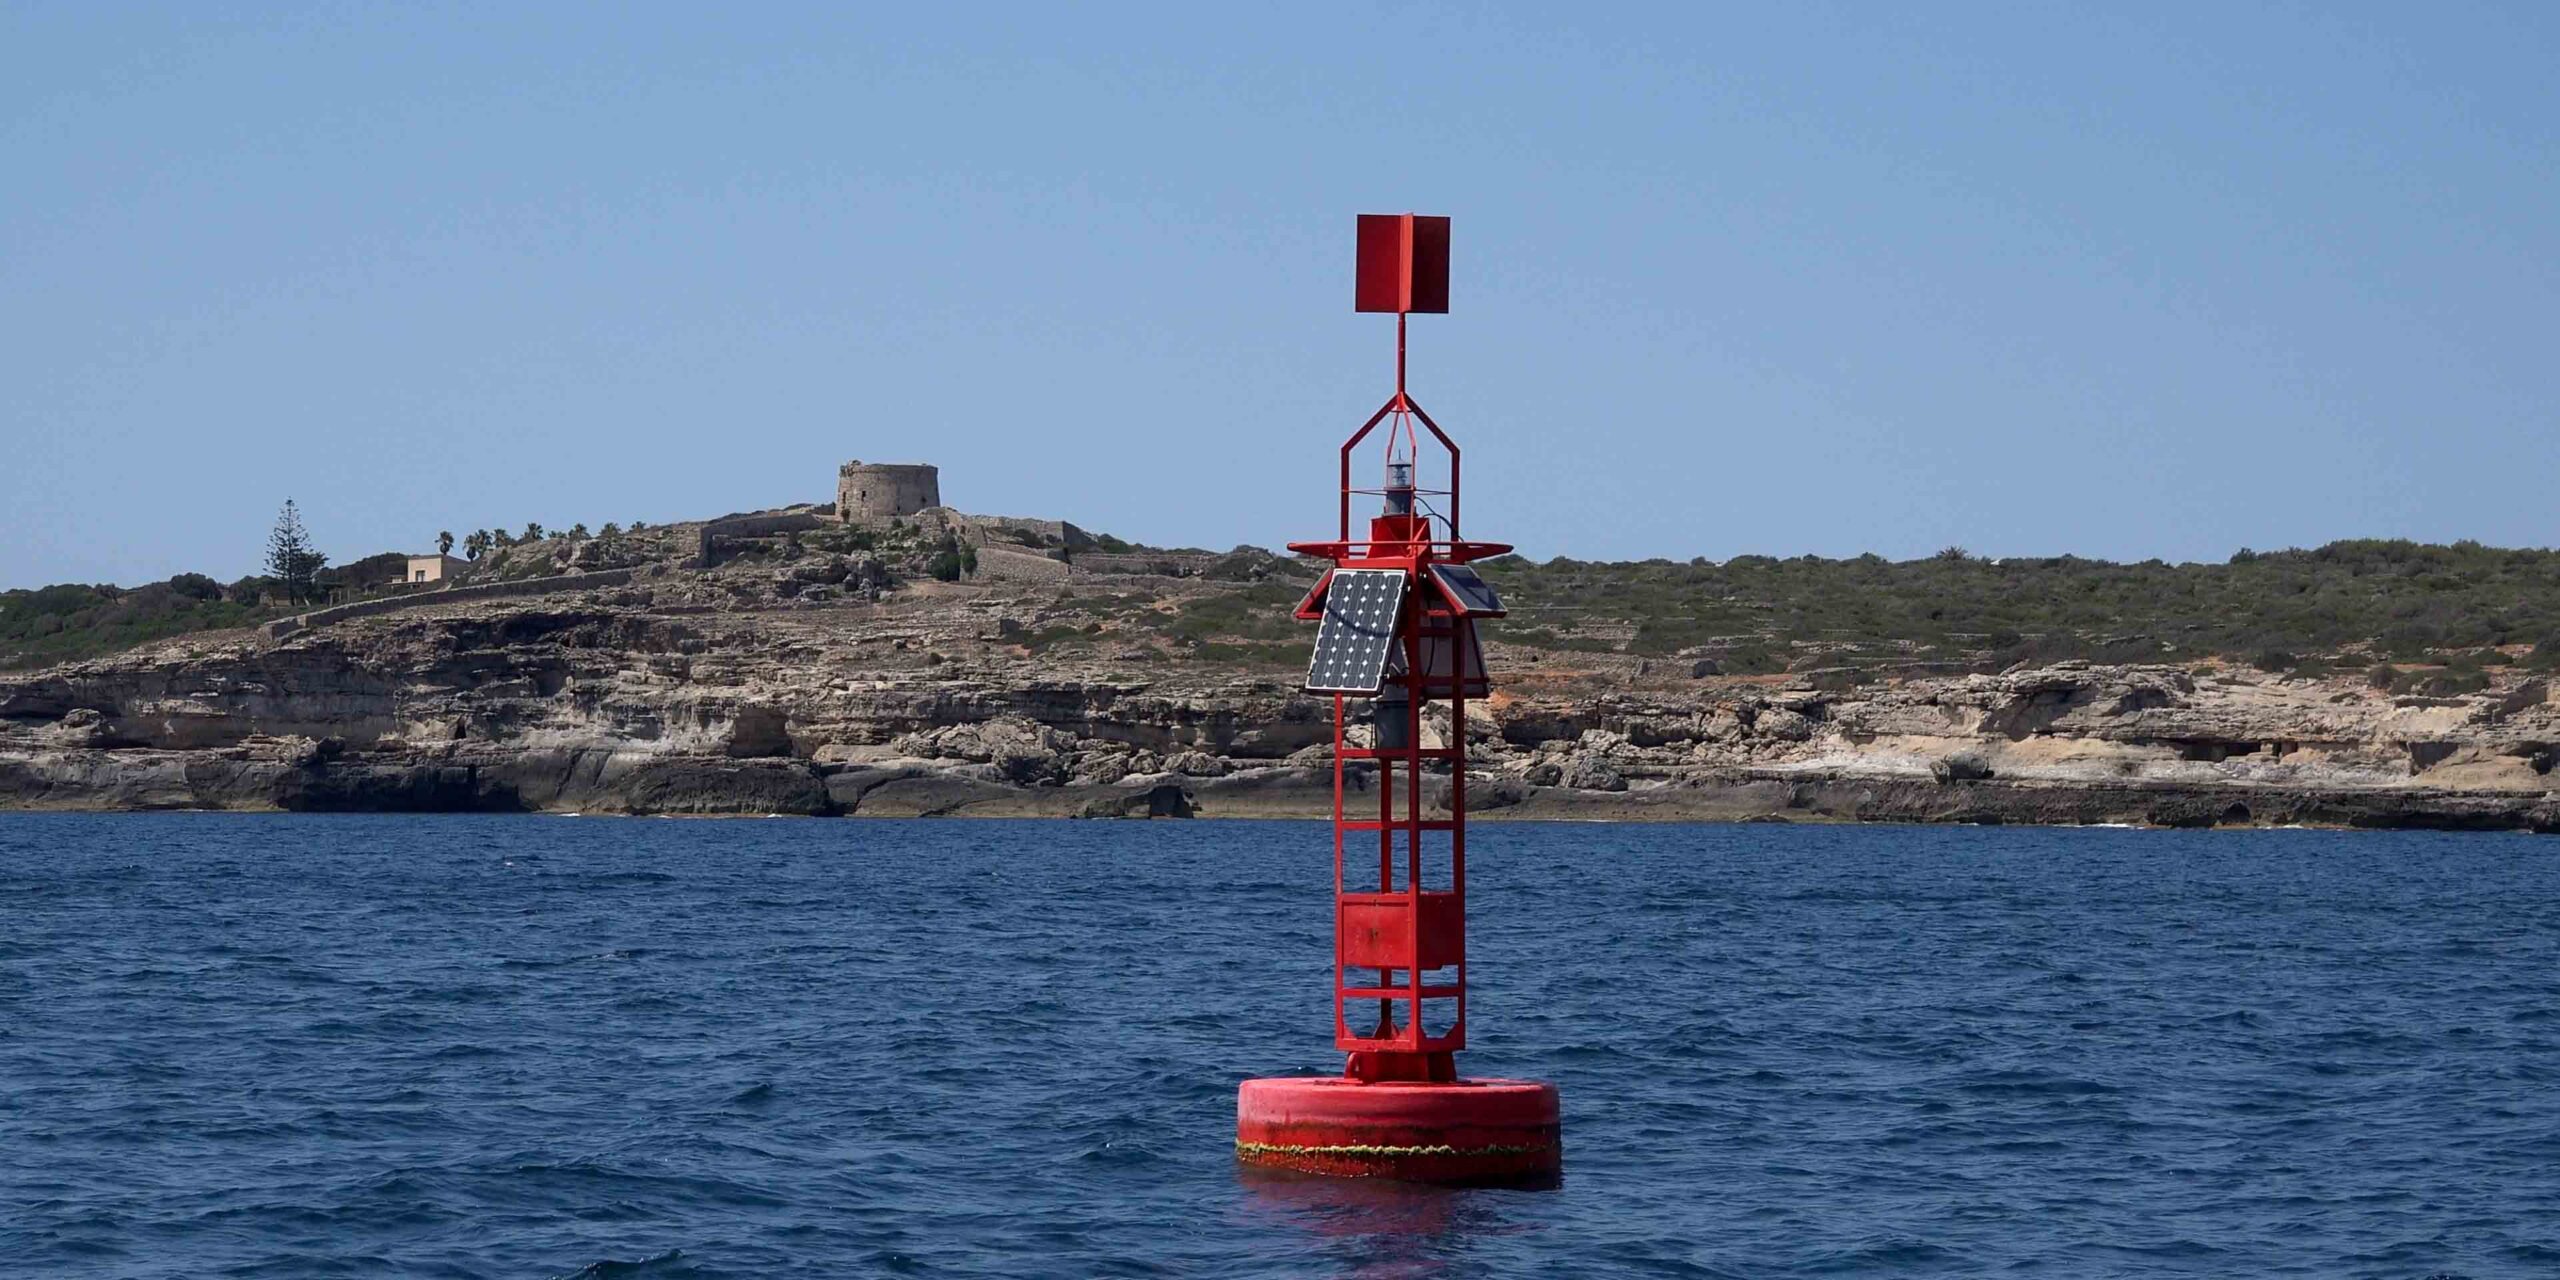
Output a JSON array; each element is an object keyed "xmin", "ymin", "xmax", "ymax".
[{"xmin": 1355, "ymin": 213, "xmax": 1450, "ymax": 314}]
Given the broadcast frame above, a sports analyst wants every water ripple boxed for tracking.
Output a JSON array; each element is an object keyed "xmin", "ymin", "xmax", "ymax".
[{"xmin": 1, "ymin": 815, "xmax": 2555, "ymax": 1276}]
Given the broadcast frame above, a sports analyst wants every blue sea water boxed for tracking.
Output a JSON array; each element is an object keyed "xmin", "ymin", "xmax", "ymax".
[{"xmin": 2, "ymin": 815, "xmax": 2557, "ymax": 1278}]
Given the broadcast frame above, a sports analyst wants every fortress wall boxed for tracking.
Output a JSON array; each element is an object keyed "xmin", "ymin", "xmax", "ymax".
[
  {"xmin": 1073, "ymin": 553, "xmax": 1222, "ymax": 578},
  {"xmin": 263, "ymin": 569, "xmax": 641, "ymax": 640},
  {"xmin": 963, "ymin": 514, "xmax": 1092, "ymax": 553},
  {"xmin": 971, "ymin": 545, "xmax": 1075, "ymax": 582},
  {"xmin": 697, "ymin": 513, "xmax": 830, "ymax": 565}
]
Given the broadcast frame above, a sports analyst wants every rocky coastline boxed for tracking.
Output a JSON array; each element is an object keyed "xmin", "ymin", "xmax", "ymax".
[{"xmin": 7, "ymin": 539, "xmax": 2559, "ymax": 831}]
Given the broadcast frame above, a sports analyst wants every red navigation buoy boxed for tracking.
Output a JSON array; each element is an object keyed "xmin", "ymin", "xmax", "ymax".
[{"xmin": 1236, "ymin": 214, "xmax": 1562, "ymax": 1185}]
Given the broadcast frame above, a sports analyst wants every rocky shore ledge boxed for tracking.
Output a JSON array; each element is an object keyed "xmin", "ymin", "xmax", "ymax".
[{"xmin": 7, "ymin": 558, "xmax": 2560, "ymax": 831}]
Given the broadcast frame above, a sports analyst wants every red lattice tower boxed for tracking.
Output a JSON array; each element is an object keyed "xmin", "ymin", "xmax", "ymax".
[{"xmin": 1234, "ymin": 214, "xmax": 1562, "ymax": 1185}]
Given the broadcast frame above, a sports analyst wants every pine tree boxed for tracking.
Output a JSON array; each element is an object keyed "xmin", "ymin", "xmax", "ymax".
[{"xmin": 264, "ymin": 500, "xmax": 330, "ymax": 606}]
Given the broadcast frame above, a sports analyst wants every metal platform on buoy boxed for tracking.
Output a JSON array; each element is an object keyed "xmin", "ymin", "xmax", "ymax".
[{"xmin": 1235, "ymin": 214, "xmax": 1561, "ymax": 1187}]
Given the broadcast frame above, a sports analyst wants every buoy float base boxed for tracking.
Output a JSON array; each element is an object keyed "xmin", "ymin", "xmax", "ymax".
[{"xmin": 1236, "ymin": 1076, "xmax": 1561, "ymax": 1186}]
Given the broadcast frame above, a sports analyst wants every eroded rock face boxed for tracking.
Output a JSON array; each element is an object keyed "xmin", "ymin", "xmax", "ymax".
[
  {"xmin": 4, "ymin": 573, "xmax": 2558, "ymax": 829},
  {"xmin": 894, "ymin": 715, "xmax": 1077, "ymax": 786}
]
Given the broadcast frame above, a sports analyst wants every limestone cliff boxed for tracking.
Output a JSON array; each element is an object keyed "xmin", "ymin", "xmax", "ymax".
[{"xmin": 5, "ymin": 538, "xmax": 2558, "ymax": 829}]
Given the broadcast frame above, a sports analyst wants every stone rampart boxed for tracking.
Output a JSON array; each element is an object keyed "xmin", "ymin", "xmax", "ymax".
[
  {"xmin": 263, "ymin": 569, "xmax": 639, "ymax": 640},
  {"xmin": 1073, "ymin": 552, "xmax": 1223, "ymax": 578},
  {"xmin": 697, "ymin": 512, "xmax": 830, "ymax": 566},
  {"xmin": 971, "ymin": 545, "xmax": 1075, "ymax": 583},
  {"xmin": 964, "ymin": 514, "xmax": 1093, "ymax": 554}
]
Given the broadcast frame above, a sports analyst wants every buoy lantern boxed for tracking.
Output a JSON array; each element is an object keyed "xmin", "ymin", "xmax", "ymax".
[{"xmin": 1235, "ymin": 214, "xmax": 1562, "ymax": 1185}]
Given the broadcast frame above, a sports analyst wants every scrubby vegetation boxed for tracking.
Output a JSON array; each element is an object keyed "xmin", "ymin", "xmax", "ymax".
[
  {"xmin": 1, "ymin": 503, "xmax": 669, "ymax": 667},
  {"xmin": 0, "ymin": 576, "xmax": 284, "ymax": 669},
  {"xmin": 17, "ymin": 534, "xmax": 2560, "ymax": 677},
  {"xmin": 1162, "ymin": 578, "xmax": 1310, "ymax": 647},
  {"xmin": 1480, "ymin": 539, "xmax": 2560, "ymax": 671},
  {"xmin": 0, "ymin": 550, "xmax": 436, "ymax": 668},
  {"xmin": 926, "ymin": 533, "xmax": 979, "ymax": 582},
  {"xmin": 1080, "ymin": 539, "xmax": 2560, "ymax": 679}
]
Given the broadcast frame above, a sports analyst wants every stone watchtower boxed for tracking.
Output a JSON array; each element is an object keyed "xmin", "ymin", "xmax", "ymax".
[{"xmin": 836, "ymin": 461, "xmax": 940, "ymax": 523}]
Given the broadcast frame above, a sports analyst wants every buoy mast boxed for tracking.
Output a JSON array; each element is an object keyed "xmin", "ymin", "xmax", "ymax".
[{"xmin": 1234, "ymin": 214, "xmax": 1562, "ymax": 1185}]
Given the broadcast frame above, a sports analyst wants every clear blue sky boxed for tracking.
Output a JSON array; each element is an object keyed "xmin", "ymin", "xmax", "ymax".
[{"xmin": 4, "ymin": 3, "xmax": 2554, "ymax": 589}]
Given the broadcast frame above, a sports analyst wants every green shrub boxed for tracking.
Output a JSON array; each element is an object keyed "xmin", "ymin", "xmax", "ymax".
[
  {"xmin": 1719, "ymin": 643, "xmax": 1786, "ymax": 676},
  {"xmin": 1462, "ymin": 540, "xmax": 2560, "ymax": 673},
  {"xmin": 0, "ymin": 574, "xmax": 284, "ymax": 669},
  {"xmin": 1017, "ymin": 624, "xmax": 1092, "ymax": 652},
  {"xmin": 2419, "ymin": 670, "xmax": 2491, "ymax": 697},
  {"xmin": 1165, "ymin": 579, "xmax": 1304, "ymax": 644}
]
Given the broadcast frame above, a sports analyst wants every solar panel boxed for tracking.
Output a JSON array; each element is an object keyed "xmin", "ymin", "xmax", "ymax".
[
  {"xmin": 1303, "ymin": 569, "xmax": 1407, "ymax": 694},
  {"xmin": 1427, "ymin": 564, "xmax": 1506, "ymax": 616}
]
